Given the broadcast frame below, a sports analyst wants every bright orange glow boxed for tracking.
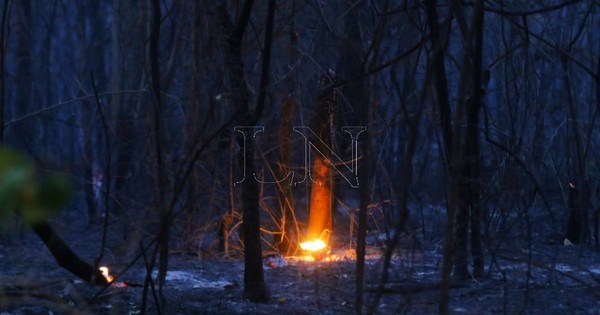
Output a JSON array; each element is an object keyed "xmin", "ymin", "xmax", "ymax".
[
  {"xmin": 300, "ymin": 239, "xmax": 327, "ymax": 252},
  {"xmin": 307, "ymin": 156, "xmax": 333, "ymax": 244},
  {"xmin": 99, "ymin": 266, "xmax": 114, "ymax": 283}
]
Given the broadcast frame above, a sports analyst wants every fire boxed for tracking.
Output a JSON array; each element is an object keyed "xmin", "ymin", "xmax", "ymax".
[
  {"xmin": 299, "ymin": 239, "xmax": 327, "ymax": 252},
  {"xmin": 99, "ymin": 266, "xmax": 114, "ymax": 283}
]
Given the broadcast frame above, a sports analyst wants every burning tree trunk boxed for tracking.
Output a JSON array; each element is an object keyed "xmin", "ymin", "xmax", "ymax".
[
  {"xmin": 307, "ymin": 157, "xmax": 333, "ymax": 242},
  {"xmin": 306, "ymin": 70, "xmax": 337, "ymax": 245}
]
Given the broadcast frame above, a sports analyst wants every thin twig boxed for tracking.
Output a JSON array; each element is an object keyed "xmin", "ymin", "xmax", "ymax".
[{"xmin": 4, "ymin": 89, "xmax": 148, "ymax": 126}]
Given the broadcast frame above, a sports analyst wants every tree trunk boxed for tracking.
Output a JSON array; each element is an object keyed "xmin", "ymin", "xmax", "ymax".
[
  {"xmin": 276, "ymin": 96, "xmax": 296, "ymax": 255},
  {"xmin": 594, "ymin": 206, "xmax": 600, "ymax": 251},
  {"xmin": 466, "ymin": 0, "xmax": 486, "ymax": 277},
  {"xmin": 275, "ymin": 0, "xmax": 299, "ymax": 255},
  {"xmin": 566, "ymin": 182, "xmax": 581, "ymax": 243},
  {"xmin": 239, "ymin": 133, "xmax": 270, "ymax": 302},
  {"xmin": 0, "ymin": 0, "xmax": 9, "ymax": 143},
  {"xmin": 307, "ymin": 71, "xmax": 337, "ymax": 244},
  {"xmin": 12, "ymin": 0, "xmax": 33, "ymax": 152},
  {"xmin": 439, "ymin": 0, "xmax": 486, "ymax": 312},
  {"xmin": 215, "ymin": 0, "xmax": 272, "ymax": 302},
  {"xmin": 452, "ymin": 196, "xmax": 470, "ymax": 280},
  {"xmin": 149, "ymin": 0, "xmax": 169, "ymax": 304},
  {"xmin": 31, "ymin": 221, "xmax": 108, "ymax": 286}
]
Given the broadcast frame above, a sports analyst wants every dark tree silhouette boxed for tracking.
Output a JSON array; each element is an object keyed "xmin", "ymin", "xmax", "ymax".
[
  {"xmin": 215, "ymin": 0, "xmax": 274, "ymax": 302},
  {"xmin": 566, "ymin": 181, "xmax": 581, "ymax": 244},
  {"xmin": 31, "ymin": 221, "xmax": 109, "ymax": 286},
  {"xmin": 0, "ymin": 0, "xmax": 8, "ymax": 142}
]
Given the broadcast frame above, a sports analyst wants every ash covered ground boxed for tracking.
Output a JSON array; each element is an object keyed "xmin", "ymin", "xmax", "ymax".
[{"xmin": 1, "ymin": 207, "xmax": 600, "ymax": 314}]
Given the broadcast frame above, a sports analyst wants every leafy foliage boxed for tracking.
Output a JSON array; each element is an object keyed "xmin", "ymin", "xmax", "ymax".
[{"xmin": 0, "ymin": 149, "xmax": 71, "ymax": 226}]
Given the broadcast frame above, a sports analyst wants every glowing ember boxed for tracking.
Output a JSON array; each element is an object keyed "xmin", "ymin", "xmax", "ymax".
[
  {"xmin": 99, "ymin": 266, "xmax": 114, "ymax": 283},
  {"xmin": 300, "ymin": 239, "xmax": 327, "ymax": 252}
]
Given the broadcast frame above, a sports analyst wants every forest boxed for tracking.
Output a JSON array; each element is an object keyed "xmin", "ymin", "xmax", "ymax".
[{"xmin": 1, "ymin": 0, "xmax": 600, "ymax": 314}]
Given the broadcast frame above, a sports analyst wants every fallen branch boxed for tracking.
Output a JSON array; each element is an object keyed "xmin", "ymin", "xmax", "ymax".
[{"xmin": 30, "ymin": 220, "xmax": 108, "ymax": 286}]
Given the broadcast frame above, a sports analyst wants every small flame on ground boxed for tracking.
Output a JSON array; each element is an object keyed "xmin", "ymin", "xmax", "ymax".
[
  {"xmin": 99, "ymin": 266, "xmax": 114, "ymax": 283},
  {"xmin": 299, "ymin": 239, "xmax": 327, "ymax": 252}
]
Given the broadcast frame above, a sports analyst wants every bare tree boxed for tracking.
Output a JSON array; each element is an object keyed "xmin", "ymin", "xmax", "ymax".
[
  {"xmin": 435, "ymin": 0, "xmax": 486, "ymax": 312},
  {"xmin": 0, "ymin": 0, "xmax": 9, "ymax": 142},
  {"xmin": 215, "ymin": 0, "xmax": 274, "ymax": 302}
]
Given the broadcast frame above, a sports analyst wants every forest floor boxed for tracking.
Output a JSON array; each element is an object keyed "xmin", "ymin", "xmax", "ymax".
[{"xmin": 1, "ymin": 208, "xmax": 600, "ymax": 314}]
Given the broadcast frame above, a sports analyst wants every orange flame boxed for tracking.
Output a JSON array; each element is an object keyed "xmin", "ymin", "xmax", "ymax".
[
  {"xmin": 99, "ymin": 266, "xmax": 114, "ymax": 283},
  {"xmin": 299, "ymin": 239, "xmax": 327, "ymax": 252}
]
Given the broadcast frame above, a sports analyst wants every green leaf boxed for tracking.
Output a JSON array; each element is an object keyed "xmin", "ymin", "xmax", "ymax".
[
  {"xmin": 37, "ymin": 175, "xmax": 72, "ymax": 211},
  {"xmin": 21, "ymin": 175, "xmax": 71, "ymax": 225},
  {"xmin": 0, "ymin": 149, "xmax": 30, "ymax": 170},
  {"xmin": 0, "ymin": 149, "xmax": 71, "ymax": 226},
  {"xmin": 0, "ymin": 150, "xmax": 34, "ymax": 223}
]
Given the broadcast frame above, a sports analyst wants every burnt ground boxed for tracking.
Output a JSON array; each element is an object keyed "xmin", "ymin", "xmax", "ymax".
[{"xmin": 1, "ymin": 207, "xmax": 600, "ymax": 314}]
